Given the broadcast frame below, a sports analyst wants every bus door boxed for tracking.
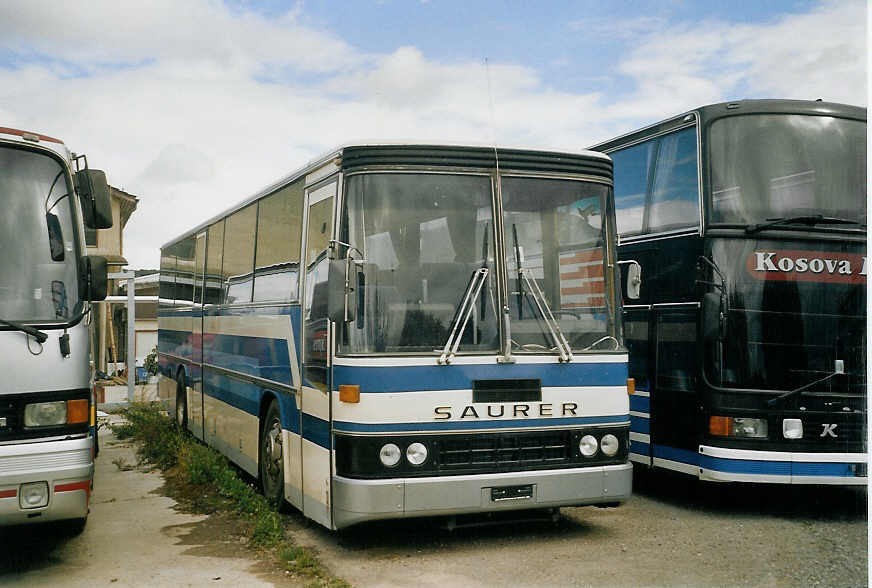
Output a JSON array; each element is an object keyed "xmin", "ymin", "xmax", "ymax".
[
  {"xmin": 299, "ymin": 177, "xmax": 338, "ymax": 528},
  {"xmin": 624, "ymin": 305, "xmax": 653, "ymax": 465},
  {"xmin": 650, "ymin": 304, "xmax": 699, "ymax": 472},
  {"xmin": 190, "ymin": 231, "xmax": 207, "ymax": 440}
]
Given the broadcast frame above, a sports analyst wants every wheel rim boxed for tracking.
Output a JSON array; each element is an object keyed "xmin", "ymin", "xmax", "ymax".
[{"xmin": 262, "ymin": 419, "xmax": 283, "ymax": 492}]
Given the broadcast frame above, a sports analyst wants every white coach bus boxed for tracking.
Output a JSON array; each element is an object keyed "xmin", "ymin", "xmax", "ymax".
[
  {"xmin": 158, "ymin": 144, "xmax": 634, "ymax": 529},
  {"xmin": 0, "ymin": 126, "xmax": 111, "ymax": 531}
]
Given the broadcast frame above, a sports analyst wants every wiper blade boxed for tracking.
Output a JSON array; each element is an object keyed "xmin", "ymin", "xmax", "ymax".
[
  {"xmin": 0, "ymin": 318, "xmax": 48, "ymax": 343},
  {"xmin": 438, "ymin": 267, "xmax": 489, "ymax": 365},
  {"xmin": 746, "ymin": 215, "xmax": 861, "ymax": 234},
  {"xmin": 767, "ymin": 370, "xmax": 843, "ymax": 407}
]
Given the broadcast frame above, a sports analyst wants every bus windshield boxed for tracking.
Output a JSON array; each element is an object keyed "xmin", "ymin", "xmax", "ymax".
[
  {"xmin": 338, "ymin": 172, "xmax": 499, "ymax": 354},
  {"xmin": 0, "ymin": 146, "xmax": 80, "ymax": 323},
  {"xmin": 709, "ymin": 114, "xmax": 866, "ymax": 227},
  {"xmin": 502, "ymin": 177, "xmax": 617, "ymax": 352}
]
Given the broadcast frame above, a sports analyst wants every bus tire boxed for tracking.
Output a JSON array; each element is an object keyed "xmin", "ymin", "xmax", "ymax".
[
  {"xmin": 175, "ymin": 372, "xmax": 188, "ymax": 429},
  {"xmin": 259, "ymin": 400, "xmax": 284, "ymax": 505}
]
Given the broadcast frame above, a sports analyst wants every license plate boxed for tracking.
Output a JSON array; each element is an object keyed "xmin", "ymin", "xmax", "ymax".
[{"xmin": 491, "ymin": 484, "xmax": 533, "ymax": 501}]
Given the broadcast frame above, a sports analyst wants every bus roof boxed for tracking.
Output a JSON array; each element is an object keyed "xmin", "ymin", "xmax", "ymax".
[
  {"xmin": 0, "ymin": 126, "xmax": 65, "ymax": 145},
  {"xmin": 161, "ymin": 143, "xmax": 612, "ymax": 250},
  {"xmin": 590, "ymin": 98, "xmax": 866, "ymax": 153}
]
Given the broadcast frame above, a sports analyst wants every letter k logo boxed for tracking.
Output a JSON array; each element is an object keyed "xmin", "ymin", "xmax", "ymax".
[{"xmin": 820, "ymin": 424, "xmax": 838, "ymax": 438}]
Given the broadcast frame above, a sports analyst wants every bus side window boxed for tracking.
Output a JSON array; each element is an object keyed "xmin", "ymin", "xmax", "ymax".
[
  {"xmin": 174, "ymin": 236, "xmax": 196, "ymax": 305},
  {"xmin": 648, "ymin": 127, "xmax": 700, "ymax": 232},
  {"xmin": 611, "ymin": 141, "xmax": 654, "ymax": 237},
  {"xmin": 253, "ymin": 179, "xmax": 304, "ymax": 302},
  {"xmin": 205, "ymin": 220, "xmax": 225, "ymax": 305},
  {"xmin": 222, "ymin": 204, "xmax": 257, "ymax": 304}
]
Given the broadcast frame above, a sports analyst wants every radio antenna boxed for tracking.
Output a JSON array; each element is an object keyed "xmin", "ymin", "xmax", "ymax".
[{"xmin": 484, "ymin": 57, "xmax": 500, "ymax": 174}]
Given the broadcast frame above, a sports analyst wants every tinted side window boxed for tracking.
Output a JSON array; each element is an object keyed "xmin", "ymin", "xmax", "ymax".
[
  {"xmin": 611, "ymin": 141, "xmax": 654, "ymax": 236},
  {"xmin": 174, "ymin": 236, "xmax": 196, "ymax": 305},
  {"xmin": 223, "ymin": 204, "xmax": 257, "ymax": 304},
  {"xmin": 253, "ymin": 179, "xmax": 304, "ymax": 302},
  {"xmin": 649, "ymin": 127, "xmax": 699, "ymax": 232},
  {"xmin": 205, "ymin": 220, "xmax": 225, "ymax": 305},
  {"xmin": 159, "ymin": 250, "xmax": 176, "ymax": 308}
]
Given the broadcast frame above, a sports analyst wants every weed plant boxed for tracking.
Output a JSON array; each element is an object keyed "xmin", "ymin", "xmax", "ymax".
[{"xmin": 113, "ymin": 402, "xmax": 349, "ymax": 588}]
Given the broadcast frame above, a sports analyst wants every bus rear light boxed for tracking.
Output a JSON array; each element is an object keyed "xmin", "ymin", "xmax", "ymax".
[
  {"xmin": 339, "ymin": 385, "xmax": 360, "ymax": 403},
  {"xmin": 626, "ymin": 378, "xmax": 635, "ymax": 395},
  {"xmin": 67, "ymin": 399, "xmax": 90, "ymax": 424}
]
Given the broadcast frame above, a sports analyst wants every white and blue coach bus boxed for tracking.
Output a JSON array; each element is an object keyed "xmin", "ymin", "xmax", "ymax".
[{"xmin": 158, "ymin": 144, "xmax": 634, "ymax": 529}]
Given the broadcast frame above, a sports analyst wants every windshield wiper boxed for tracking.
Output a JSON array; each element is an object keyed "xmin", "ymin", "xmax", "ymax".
[
  {"xmin": 767, "ymin": 362, "xmax": 845, "ymax": 407},
  {"xmin": 438, "ymin": 267, "xmax": 489, "ymax": 365},
  {"xmin": 0, "ymin": 318, "xmax": 48, "ymax": 343},
  {"xmin": 746, "ymin": 215, "xmax": 861, "ymax": 234}
]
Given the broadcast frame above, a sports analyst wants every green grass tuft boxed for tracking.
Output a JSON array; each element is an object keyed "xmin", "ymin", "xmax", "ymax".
[{"xmin": 112, "ymin": 402, "xmax": 349, "ymax": 587}]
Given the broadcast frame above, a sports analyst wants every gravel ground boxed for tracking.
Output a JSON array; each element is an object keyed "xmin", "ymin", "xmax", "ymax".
[{"xmin": 287, "ymin": 467, "xmax": 866, "ymax": 588}]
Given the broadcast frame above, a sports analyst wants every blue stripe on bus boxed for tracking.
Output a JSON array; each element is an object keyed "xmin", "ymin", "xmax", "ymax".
[
  {"xmin": 791, "ymin": 461, "xmax": 860, "ymax": 477},
  {"xmin": 629, "ymin": 395, "xmax": 650, "ymax": 412},
  {"xmin": 202, "ymin": 369, "xmax": 300, "ymax": 434},
  {"xmin": 206, "ymin": 333, "xmax": 293, "ymax": 385},
  {"xmin": 332, "ymin": 414, "xmax": 629, "ymax": 434},
  {"xmin": 652, "ymin": 444, "xmax": 698, "ymax": 466},
  {"xmin": 302, "ymin": 413, "xmax": 331, "ymax": 449},
  {"xmin": 630, "ymin": 439, "xmax": 650, "ymax": 455},
  {"xmin": 333, "ymin": 362, "xmax": 628, "ymax": 393},
  {"xmin": 630, "ymin": 414, "xmax": 649, "ymax": 434},
  {"xmin": 651, "ymin": 444, "xmax": 861, "ymax": 478}
]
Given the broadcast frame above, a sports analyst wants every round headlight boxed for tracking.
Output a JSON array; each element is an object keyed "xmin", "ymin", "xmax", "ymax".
[
  {"xmin": 379, "ymin": 443, "xmax": 401, "ymax": 467},
  {"xmin": 600, "ymin": 434, "xmax": 619, "ymax": 457},
  {"xmin": 406, "ymin": 442, "xmax": 428, "ymax": 465},
  {"xmin": 579, "ymin": 435, "xmax": 598, "ymax": 457}
]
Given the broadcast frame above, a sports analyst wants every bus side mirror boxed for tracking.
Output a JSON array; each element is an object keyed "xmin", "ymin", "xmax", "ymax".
[
  {"xmin": 76, "ymin": 169, "xmax": 113, "ymax": 229},
  {"xmin": 327, "ymin": 259, "xmax": 359, "ymax": 324},
  {"xmin": 702, "ymin": 292, "xmax": 722, "ymax": 341},
  {"xmin": 618, "ymin": 260, "xmax": 642, "ymax": 300},
  {"xmin": 79, "ymin": 255, "xmax": 108, "ymax": 301}
]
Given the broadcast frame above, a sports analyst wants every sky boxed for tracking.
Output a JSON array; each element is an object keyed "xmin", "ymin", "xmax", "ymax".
[{"xmin": 1, "ymin": 0, "xmax": 867, "ymax": 269}]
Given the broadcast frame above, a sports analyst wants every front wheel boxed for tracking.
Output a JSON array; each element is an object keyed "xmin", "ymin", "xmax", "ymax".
[{"xmin": 259, "ymin": 400, "xmax": 285, "ymax": 505}]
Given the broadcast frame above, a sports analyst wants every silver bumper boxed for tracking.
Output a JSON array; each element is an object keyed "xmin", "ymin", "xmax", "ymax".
[
  {"xmin": 0, "ymin": 435, "xmax": 93, "ymax": 526},
  {"xmin": 333, "ymin": 462, "xmax": 632, "ymax": 529}
]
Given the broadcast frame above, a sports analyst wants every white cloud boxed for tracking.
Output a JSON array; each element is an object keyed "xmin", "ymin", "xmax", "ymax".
[{"xmin": 0, "ymin": 0, "xmax": 864, "ymax": 269}]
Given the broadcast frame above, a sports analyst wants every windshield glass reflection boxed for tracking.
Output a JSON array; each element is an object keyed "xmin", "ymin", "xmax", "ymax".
[{"xmin": 0, "ymin": 147, "xmax": 80, "ymax": 323}]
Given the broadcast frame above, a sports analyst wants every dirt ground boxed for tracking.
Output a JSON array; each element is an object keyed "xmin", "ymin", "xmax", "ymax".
[
  {"xmin": 285, "ymin": 467, "xmax": 867, "ymax": 588},
  {"xmin": 0, "ymin": 428, "xmax": 866, "ymax": 587}
]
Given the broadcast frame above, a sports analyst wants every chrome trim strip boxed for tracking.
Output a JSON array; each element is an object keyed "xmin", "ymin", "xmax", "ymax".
[{"xmin": 652, "ymin": 302, "xmax": 701, "ymax": 309}]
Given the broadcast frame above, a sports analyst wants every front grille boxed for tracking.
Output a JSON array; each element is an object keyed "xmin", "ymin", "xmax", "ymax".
[
  {"xmin": 439, "ymin": 431, "xmax": 571, "ymax": 470},
  {"xmin": 334, "ymin": 427, "xmax": 630, "ymax": 479}
]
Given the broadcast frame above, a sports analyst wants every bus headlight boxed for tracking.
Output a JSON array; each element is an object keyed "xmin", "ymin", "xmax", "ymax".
[
  {"xmin": 24, "ymin": 401, "xmax": 67, "ymax": 427},
  {"xmin": 379, "ymin": 443, "xmax": 401, "ymax": 467},
  {"xmin": 406, "ymin": 442, "xmax": 428, "ymax": 466},
  {"xmin": 709, "ymin": 416, "xmax": 768, "ymax": 438},
  {"xmin": 579, "ymin": 435, "xmax": 598, "ymax": 457},
  {"xmin": 600, "ymin": 434, "xmax": 620, "ymax": 457}
]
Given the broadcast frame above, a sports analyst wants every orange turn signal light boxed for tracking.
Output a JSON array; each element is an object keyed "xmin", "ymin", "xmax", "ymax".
[
  {"xmin": 626, "ymin": 378, "xmax": 635, "ymax": 395},
  {"xmin": 339, "ymin": 384, "xmax": 360, "ymax": 404},
  {"xmin": 709, "ymin": 416, "xmax": 732, "ymax": 437},
  {"xmin": 67, "ymin": 399, "xmax": 90, "ymax": 425}
]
